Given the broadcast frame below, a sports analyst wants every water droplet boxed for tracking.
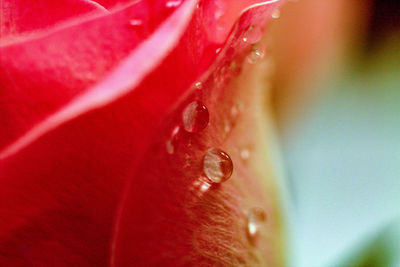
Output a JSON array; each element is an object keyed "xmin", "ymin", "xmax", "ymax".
[
  {"xmin": 271, "ymin": 9, "xmax": 281, "ymax": 19},
  {"xmin": 220, "ymin": 66, "xmax": 227, "ymax": 76},
  {"xmin": 247, "ymin": 48, "xmax": 264, "ymax": 64},
  {"xmin": 229, "ymin": 61, "xmax": 241, "ymax": 76},
  {"xmin": 166, "ymin": 0, "xmax": 182, "ymax": 8},
  {"xmin": 195, "ymin": 81, "xmax": 203, "ymax": 89},
  {"xmin": 166, "ymin": 125, "xmax": 180, "ymax": 154},
  {"xmin": 246, "ymin": 207, "xmax": 267, "ymax": 241},
  {"xmin": 129, "ymin": 19, "xmax": 142, "ymax": 26},
  {"xmin": 216, "ymin": 48, "xmax": 222, "ymax": 54},
  {"xmin": 240, "ymin": 148, "xmax": 250, "ymax": 160},
  {"xmin": 224, "ymin": 120, "xmax": 232, "ymax": 134},
  {"xmin": 231, "ymin": 105, "xmax": 239, "ymax": 117},
  {"xmin": 242, "ymin": 25, "xmax": 263, "ymax": 44},
  {"xmin": 182, "ymin": 101, "xmax": 209, "ymax": 133},
  {"xmin": 203, "ymin": 148, "xmax": 233, "ymax": 183}
]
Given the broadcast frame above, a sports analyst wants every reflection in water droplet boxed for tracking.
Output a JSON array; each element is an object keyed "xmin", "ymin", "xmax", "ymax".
[
  {"xmin": 166, "ymin": 0, "xmax": 182, "ymax": 8},
  {"xmin": 242, "ymin": 25, "xmax": 263, "ymax": 44},
  {"xmin": 248, "ymin": 48, "xmax": 264, "ymax": 64},
  {"xmin": 240, "ymin": 148, "xmax": 250, "ymax": 160},
  {"xmin": 247, "ymin": 207, "xmax": 267, "ymax": 242},
  {"xmin": 271, "ymin": 9, "xmax": 281, "ymax": 19},
  {"xmin": 203, "ymin": 148, "xmax": 233, "ymax": 183},
  {"xmin": 166, "ymin": 125, "xmax": 180, "ymax": 154},
  {"xmin": 182, "ymin": 101, "xmax": 209, "ymax": 133}
]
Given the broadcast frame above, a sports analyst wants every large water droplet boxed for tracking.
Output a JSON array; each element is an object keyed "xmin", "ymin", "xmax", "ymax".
[
  {"xmin": 242, "ymin": 25, "xmax": 263, "ymax": 44},
  {"xmin": 247, "ymin": 207, "xmax": 267, "ymax": 242},
  {"xmin": 203, "ymin": 148, "xmax": 233, "ymax": 183},
  {"xmin": 248, "ymin": 48, "xmax": 264, "ymax": 64},
  {"xmin": 182, "ymin": 101, "xmax": 209, "ymax": 133},
  {"xmin": 166, "ymin": 125, "xmax": 180, "ymax": 154}
]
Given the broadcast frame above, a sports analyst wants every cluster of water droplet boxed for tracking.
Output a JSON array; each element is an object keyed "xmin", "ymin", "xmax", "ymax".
[{"xmin": 160, "ymin": 4, "xmax": 282, "ymax": 244}]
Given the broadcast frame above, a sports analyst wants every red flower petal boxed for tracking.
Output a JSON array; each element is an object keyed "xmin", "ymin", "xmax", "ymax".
[
  {"xmin": 0, "ymin": 0, "xmax": 179, "ymax": 153},
  {"xmin": 0, "ymin": 0, "xmax": 107, "ymax": 40},
  {"xmin": 0, "ymin": 0, "xmax": 283, "ymax": 265}
]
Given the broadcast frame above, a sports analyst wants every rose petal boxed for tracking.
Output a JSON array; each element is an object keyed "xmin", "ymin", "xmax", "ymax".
[
  {"xmin": 111, "ymin": 1, "xmax": 284, "ymax": 265},
  {"xmin": 0, "ymin": 0, "xmax": 282, "ymax": 265},
  {"xmin": 0, "ymin": 0, "xmax": 107, "ymax": 41},
  {"xmin": 0, "ymin": 0, "xmax": 181, "ymax": 153}
]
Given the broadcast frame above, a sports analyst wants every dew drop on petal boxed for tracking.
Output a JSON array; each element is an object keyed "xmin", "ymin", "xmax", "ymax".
[
  {"xmin": 224, "ymin": 120, "xmax": 232, "ymax": 134},
  {"xmin": 230, "ymin": 105, "xmax": 239, "ymax": 117},
  {"xmin": 203, "ymin": 148, "xmax": 233, "ymax": 183},
  {"xmin": 195, "ymin": 81, "xmax": 203, "ymax": 89},
  {"xmin": 240, "ymin": 148, "xmax": 250, "ymax": 160},
  {"xmin": 271, "ymin": 9, "xmax": 281, "ymax": 19},
  {"xmin": 166, "ymin": 0, "xmax": 182, "ymax": 8},
  {"xmin": 166, "ymin": 125, "xmax": 180, "ymax": 154},
  {"xmin": 182, "ymin": 101, "xmax": 209, "ymax": 133},
  {"xmin": 246, "ymin": 207, "xmax": 267, "ymax": 241},
  {"xmin": 242, "ymin": 25, "xmax": 263, "ymax": 44},
  {"xmin": 248, "ymin": 48, "xmax": 264, "ymax": 64},
  {"xmin": 128, "ymin": 19, "xmax": 142, "ymax": 26}
]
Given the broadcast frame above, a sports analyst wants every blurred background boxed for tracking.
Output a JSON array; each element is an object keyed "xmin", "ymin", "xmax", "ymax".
[{"xmin": 267, "ymin": 0, "xmax": 400, "ymax": 266}]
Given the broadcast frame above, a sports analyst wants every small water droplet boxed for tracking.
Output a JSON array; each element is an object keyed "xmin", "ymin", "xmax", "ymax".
[
  {"xmin": 247, "ymin": 207, "xmax": 267, "ymax": 242},
  {"xmin": 182, "ymin": 101, "xmax": 209, "ymax": 133},
  {"xmin": 248, "ymin": 48, "xmax": 264, "ymax": 64},
  {"xmin": 242, "ymin": 25, "xmax": 263, "ymax": 44},
  {"xmin": 220, "ymin": 66, "xmax": 227, "ymax": 75},
  {"xmin": 229, "ymin": 61, "xmax": 241, "ymax": 76},
  {"xmin": 166, "ymin": 125, "xmax": 180, "ymax": 154},
  {"xmin": 166, "ymin": 0, "xmax": 182, "ymax": 8},
  {"xmin": 271, "ymin": 9, "xmax": 281, "ymax": 19},
  {"xmin": 129, "ymin": 19, "xmax": 142, "ymax": 26},
  {"xmin": 240, "ymin": 148, "xmax": 250, "ymax": 160},
  {"xmin": 216, "ymin": 48, "xmax": 222, "ymax": 54},
  {"xmin": 203, "ymin": 148, "xmax": 233, "ymax": 183},
  {"xmin": 195, "ymin": 81, "xmax": 202, "ymax": 89},
  {"xmin": 231, "ymin": 105, "xmax": 239, "ymax": 117},
  {"xmin": 224, "ymin": 120, "xmax": 231, "ymax": 134}
]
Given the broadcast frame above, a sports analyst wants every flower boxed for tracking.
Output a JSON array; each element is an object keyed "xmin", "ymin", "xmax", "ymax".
[{"xmin": 0, "ymin": 0, "xmax": 284, "ymax": 265}]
